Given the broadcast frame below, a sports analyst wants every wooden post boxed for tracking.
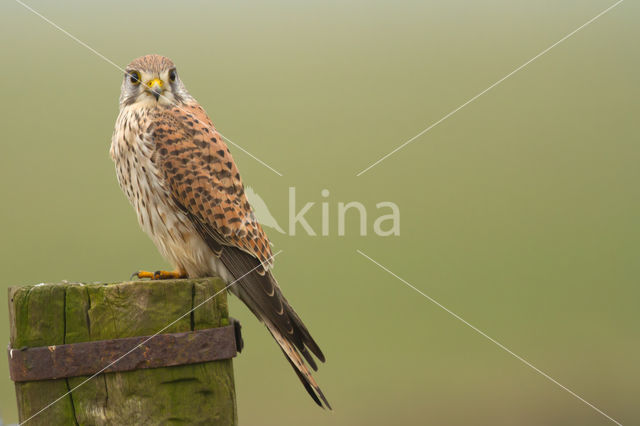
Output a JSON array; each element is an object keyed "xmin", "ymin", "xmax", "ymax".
[{"xmin": 8, "ymin": 278, "xmax": 238, "ymax": 425}]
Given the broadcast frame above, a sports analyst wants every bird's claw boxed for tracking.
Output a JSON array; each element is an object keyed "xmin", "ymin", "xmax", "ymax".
[
  {"xmin": 131, "ymin": 270, "xmax": 155, "ymax": 280},
  {"xmin": 131, "ymin": 270, "xmax": 187, "ymax": 280},
  {"xmin": 154, "ymin": 270, "xmax": 188, "ymax": 279}
]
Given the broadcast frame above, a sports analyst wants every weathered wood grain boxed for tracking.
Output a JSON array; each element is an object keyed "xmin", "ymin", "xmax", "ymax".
[{"xmin": 8, "ymin": 278, "xmax": 237, "ymax": 426}]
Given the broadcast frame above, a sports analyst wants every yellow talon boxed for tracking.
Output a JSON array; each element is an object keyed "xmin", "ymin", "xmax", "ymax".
[
  {"xmin": 154, "ymin": 270, "xmax": 187, "ymax": 280},
  {"xmin": 131, "ymin": 270, "xmax": 155, "ymax": 280},
  {"xmin": 131, "ymin": 270, "xmax": 187, "ymax": 280}
]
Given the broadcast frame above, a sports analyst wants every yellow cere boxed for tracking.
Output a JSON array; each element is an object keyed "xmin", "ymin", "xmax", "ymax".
[{"xmin": 146, "ymin": 78, "xmax": 164, "ymax": 88}]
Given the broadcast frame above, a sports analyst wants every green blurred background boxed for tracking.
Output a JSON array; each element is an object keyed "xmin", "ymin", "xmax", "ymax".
[{"xmin": 1, "ymin": 0, "xmax": 638, "ymax": 424}]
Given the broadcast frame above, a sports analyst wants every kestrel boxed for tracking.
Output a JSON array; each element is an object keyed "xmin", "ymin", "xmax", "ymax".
[{"xmin": 110, "ymin": 54, "xmax": 330, "ymax": 408}]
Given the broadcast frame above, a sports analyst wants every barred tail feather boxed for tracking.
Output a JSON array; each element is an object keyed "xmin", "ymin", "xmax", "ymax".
[{"xmin": 265, "ymin": 322, "xmax": 332, "ymax": 410}]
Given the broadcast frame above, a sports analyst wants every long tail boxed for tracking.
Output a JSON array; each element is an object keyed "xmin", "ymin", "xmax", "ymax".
[
  {"xmin": 218, "ymin": 245, "xmax": 331, "ymax": 408},
  {"xmin": 265, "ymin": 321, "xmax": 331, "ymax": 409}
]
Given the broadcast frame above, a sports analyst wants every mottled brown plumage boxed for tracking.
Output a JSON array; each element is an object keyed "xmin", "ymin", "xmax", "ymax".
[
  {"xmin": 110, "ymin": 54, "xmax": 329, "ymax": 408},
  {"xmin": 150, "ymin": 103, "xmax": 273, "ymax": 266}
]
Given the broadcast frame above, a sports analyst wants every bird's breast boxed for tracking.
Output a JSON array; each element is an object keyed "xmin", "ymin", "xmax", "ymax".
[
  {"xmin": 110, "ymin": 105, "xmax": 234, "ymax": 279},
  {"xmin": 111, "ymin": 108, "xmax": 197, "ymax": 267}
]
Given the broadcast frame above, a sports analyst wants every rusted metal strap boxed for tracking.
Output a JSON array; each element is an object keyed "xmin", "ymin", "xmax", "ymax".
[{"xmin": 8, "ymin": 324, "xmax": 242, "ymax": 382}]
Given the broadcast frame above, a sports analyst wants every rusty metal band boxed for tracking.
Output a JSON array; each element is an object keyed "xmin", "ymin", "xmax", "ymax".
[{"xmin": 8, "ymin": 324, "xmax": 242, "ymax": 382}]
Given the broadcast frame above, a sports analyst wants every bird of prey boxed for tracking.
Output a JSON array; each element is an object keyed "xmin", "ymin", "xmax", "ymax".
[{"xmin": 110, "ymin": 54, "xmax": 330, "ymax": 408}]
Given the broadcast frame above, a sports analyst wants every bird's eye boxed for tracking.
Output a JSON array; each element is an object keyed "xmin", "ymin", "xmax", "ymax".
[
  {"xmin": 169, "ymin": 69, "xmax": 177, "ymax": 82},
  {"xmin": 129, "ymin": 71, "xmax": 141, "ymax": 85}
]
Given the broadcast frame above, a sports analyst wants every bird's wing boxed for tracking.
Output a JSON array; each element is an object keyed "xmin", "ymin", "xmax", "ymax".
[
  {"xmin": 148, "ymin": 104, "xmax": 272, "ymax": 267},
  {"xmin": 148, "ymin": 104, "xmax": 330, "ymax": 408}
]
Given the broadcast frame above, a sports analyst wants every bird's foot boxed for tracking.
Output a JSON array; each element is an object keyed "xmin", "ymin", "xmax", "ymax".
[{"xmin": 131, "ymin": 270, "xmax": 187, "ymax": 280}]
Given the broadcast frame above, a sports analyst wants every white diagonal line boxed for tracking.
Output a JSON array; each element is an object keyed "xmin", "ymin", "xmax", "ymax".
[
  {"xmin": 356, "ymin": 249, "xmax": 623, "ymax": 426},
  {"xmin": 356, "ymin": 0, "xmax": 624, "ymax": 176},
  {"xmin": 13, "ymin": 0, "xmax": 123, "ymax": 71},
  {"xmin": 13, "ymin": 0, "xmax": 284, "ymax": 177},
  {"xmin": 219, "ymin": 131, "xmax": 284, "ymax": 176},
  {"xmin": 19, "ymin": 250, "xmax": 283, "ymax": 425}
]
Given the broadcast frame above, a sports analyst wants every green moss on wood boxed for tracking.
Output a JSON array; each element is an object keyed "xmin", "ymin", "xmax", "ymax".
[
  {"xmin": 9, "ymin": 278, "xmax": 237, "ymax": 426},
  {"xmin": 9, "ymin": 284, "xmax": 76, "ymax": 425}
]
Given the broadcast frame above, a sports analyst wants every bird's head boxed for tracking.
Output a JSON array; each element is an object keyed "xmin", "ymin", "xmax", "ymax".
[{"xmin": 119, "ymin": 54, "xmax": 191, "ymax": 107}]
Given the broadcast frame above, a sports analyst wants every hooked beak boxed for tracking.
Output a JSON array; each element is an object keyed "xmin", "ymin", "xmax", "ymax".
[{"xmin": 146, "ymin": 78, "xmax": 164, "ymax": 100}]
